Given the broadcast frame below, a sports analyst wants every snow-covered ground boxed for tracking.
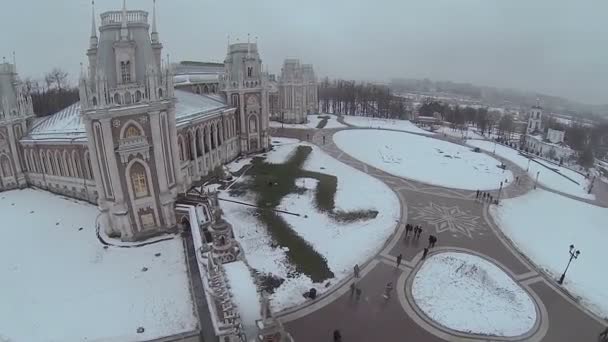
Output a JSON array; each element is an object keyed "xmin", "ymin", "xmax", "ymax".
[
  {"xmin": 491, "ymin": 189, "xmax": 608, "ymax": 319},
  {"xmin": 466, "ymin": 140, "xmax": 593, "ymax": 199},
  {"xmin": 435, "ymin": 125, "xmax": 484, "ymax": 140},
  {"xmin": 334, "ymin": 129, "xmax": 512, "ymax": 190},
  {"xmin": 0, "ymin": 189, "xmax": 197, "ymax": 342},
  {"xmin": 269, "ymin": 114, "xmax": 346, "ymax": 129},
  {"xmin": 342, "ymin": 115, "xmax": 432, "ymax": 135},
  {"xmin": 224, "ymin": 261, "xmax": 261, "ymax": 338},
  {"xmin": 221, "ymin": 138, "xmax": 400, "ymax": 311},
  {"xmin": 412, "ymin": 252, "xmax": 536, "ymax": 336}
]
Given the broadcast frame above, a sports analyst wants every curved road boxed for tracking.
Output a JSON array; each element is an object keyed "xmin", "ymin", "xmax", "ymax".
[{"xmin": 270, "ymin": 124, "xmax": 608, "ymax": 342}]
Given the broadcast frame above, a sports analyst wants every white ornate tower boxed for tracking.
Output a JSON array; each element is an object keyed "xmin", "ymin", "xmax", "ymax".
[
  {"xmin": 0, "ymin": 59, "xmax": 34, "ymax": 191},
  {"xmin": 527, "ymin": 104, "xmax": 543, "ymax": 134},
  {"xmin": 221, "ymin": 38, "xmax": 270, "ymax": 153},
  {"xmin": 79, "ymin": 1, "xmax": 181, "ymax": 241}
]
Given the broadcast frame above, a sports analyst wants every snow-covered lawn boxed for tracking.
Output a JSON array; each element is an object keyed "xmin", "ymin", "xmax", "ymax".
[
  {"xmin": 221, "ymin": 138, "xmax": 400, "ymax": 311},
  {"xmin": 490, "ymin": 190, "xmax": 608, "ymax": 319},
  {"xmin": 342, "ymin": 115, "xmax": 432, "ymax": 135},
  {"xmin": 435, "ymin": 125, "xmax": 484, "ymax": 140},
  {"xmin": 412, "ymin": 252, "xmax": 536, "ymax": 336},
  {"xmin": 224, "ymin": 261, "xmax": 261, "ymax": 338},
  {"xmin": 269, "ymin": 114, "xmax": 345, "ymax": 129},
  {"xmin": 466, "ymin": 140, "xmax": 593, "ymax": 199},
  {"xmin": 334, "ymin": 129, "xmax": 512, "ymax": 190},
  {"xmin": 0, "ymin": 189, "xmax": 197, "ymax": 342}
]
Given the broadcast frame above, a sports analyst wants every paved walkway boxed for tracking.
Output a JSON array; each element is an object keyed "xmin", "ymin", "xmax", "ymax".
[{"xmin": 270, "ymin": 125, "xmax": 607, "ymax": 342}]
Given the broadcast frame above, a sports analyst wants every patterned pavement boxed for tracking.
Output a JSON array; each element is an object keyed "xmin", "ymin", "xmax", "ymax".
[{"xmin": 270, "ymin": 125, "xmax": 608, "ymax": 342}]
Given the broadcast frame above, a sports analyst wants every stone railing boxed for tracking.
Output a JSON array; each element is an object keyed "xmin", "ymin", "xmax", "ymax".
[{"xmin": 100, "ymin": 10, "xmax": 148, "ymax": 26}]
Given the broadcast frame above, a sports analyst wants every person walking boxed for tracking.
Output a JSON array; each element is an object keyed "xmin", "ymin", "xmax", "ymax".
[
  {"xmin": 428, "ymin": 235, "xmax": 437, "ymax": 248},
  {"xmin": 354, "ymin": 264, "xmax": 360, "ymax": 278},
  {"xmin": 350, "ymin": 282, "xmax": 356, "ymax": 297},
  {"xmin": 476, "ymin": 189, "xmax": 480, "ymax": 199},
  {"xmin": 396, "ymin": 254, "xmax": 402, "ymax": 267},
  {"xmin": 422, "ymin": 247, "xmax": 429, "ymax": 259},
  {"xmin": 333, "ymin": 329, "xmax": 342, "ymax": 342},
  {"xmin": 416, "ymin": 226, "xmax": 423, "ymax": 239},
  {"xmin": 323, "ymin": 135, "xmax": 326, "ymax": 145},
  {"xmin": 383, "ymin": 282, "xmax": 393, "ymax": 300}
]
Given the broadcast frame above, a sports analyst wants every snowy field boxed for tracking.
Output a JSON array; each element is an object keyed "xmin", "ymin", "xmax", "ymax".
[
  {"xmin": 435, "ymin": 125, "xmax": 484, "ymax": 140},
  {"xmin": 491, "ymin": 190, "xmax": 608, "ymax": 319},
  {"xmin": 412, "ymin": 252, "xmax": 536, "ymax": 336},
  {"xmin": 342, "ymin": 115, "xmax": 432, "ymax": 135},
  {"xmin": 221, "ymin": 138, "xmax": 400, "ymax": 310},
  {"xmin": 224, "ymin": 261, "xmax": 261, "ymax": 338},
  {"xmin": 334, "ymin": 129, "xmax": 512, "ymax": 190},
  {"xmin": 467, "ymin": 140, "xmax": 593, "ymax": 199},
  {"xmin": 269, "ymin": 114, "xmax": 346, "ymax": 129},
  {"xmin": 0, "ymin": 189, "xmax": 197, "ymax": 342}
]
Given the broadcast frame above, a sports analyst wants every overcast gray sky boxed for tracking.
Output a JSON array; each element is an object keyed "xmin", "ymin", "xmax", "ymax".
[{"xmin": 2, "ymin": 0, "xmax": 607, "ymax": 104}]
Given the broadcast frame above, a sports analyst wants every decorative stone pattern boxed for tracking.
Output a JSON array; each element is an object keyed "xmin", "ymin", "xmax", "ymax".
[{"xmin": 411, "ymin": 202, "xmax": 482, "ymax": 239}]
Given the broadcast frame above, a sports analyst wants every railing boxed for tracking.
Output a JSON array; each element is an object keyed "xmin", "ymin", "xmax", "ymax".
[{"xmin": 100, "ymin": 10, "xmax": 148, "ymax": 26}]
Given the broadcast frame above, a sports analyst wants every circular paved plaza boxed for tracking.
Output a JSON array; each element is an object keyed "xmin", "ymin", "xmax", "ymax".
[{"xmin": 270, "ymin": 122, "xmax": 608, "ymax": 342}]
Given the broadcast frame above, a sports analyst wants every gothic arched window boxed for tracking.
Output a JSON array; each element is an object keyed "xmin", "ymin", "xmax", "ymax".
[
  {"xmin": 249, "ymin": 115, "xmax": 258, "ymax": 133},
  {"xmin": 120, "ymin": 61, "xmax": 131, "ymax": 83},
  {"xmin": 125, "ymin": 125, "xmax": 141, "ymax": 138},
  {"xmin": 130, "ymin": 162, "xmax": 149, "ymax": 198},
  {"xmin": 0, "ymin": 155, "xmax": 12, "ymax": 177},
  {"xmin": 247, "ymin": 67, "xmax": 253, "ymax": 78}
]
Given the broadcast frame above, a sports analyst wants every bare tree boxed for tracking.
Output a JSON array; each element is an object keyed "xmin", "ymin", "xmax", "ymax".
[{"xmin": 44, "ymin": 68, "xmax": 69, "ymax": 90}]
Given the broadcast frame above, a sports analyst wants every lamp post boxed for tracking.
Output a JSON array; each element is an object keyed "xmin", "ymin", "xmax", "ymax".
[
  {"xmin": 493, "ymin": 141, "xmax": 497, "ymax": 154},
  {"xmin": 497, "ymin": 181, "xmax": 503, "ymax": 204},
  {"xmin": 526, "ymin": 158, "xmax": 531, "ymax": 172},
  {"xmin": 588, "ymin": 176, "xmax": 596, "ymax": 194},
  {"xmin": 534, "ymin": 171, "xmax": 540, "ymax": 189},
  {"xmin": 558, "ymin": 244, "xmax": 580, "ymax": 285}
]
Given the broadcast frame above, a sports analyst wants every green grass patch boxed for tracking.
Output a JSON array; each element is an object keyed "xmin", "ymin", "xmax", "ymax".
[
  {"xmin": 316, "ymin": 118, "xmax": 329, "ymax": 129},
  {"xmin": 234, "ymin": 145, "xmax": 377, "ymax": 283}
]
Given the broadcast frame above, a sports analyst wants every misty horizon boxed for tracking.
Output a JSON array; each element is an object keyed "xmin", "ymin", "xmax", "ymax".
[{"xmin": 2, "ymin": 0, "xmax": 607, "ymax": 105}]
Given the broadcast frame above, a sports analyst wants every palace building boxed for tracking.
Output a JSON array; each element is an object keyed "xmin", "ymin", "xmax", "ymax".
[{"xmin": 0, "ymin": 1, "xmax": 271, "ymax": 241}]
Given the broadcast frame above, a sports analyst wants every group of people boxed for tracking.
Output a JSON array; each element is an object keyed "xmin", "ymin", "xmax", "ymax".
[
  {"xmin": 475, "ymin": 190, "xmax": 494, "ymax": 203},
  {"xmin": 404, "ymin": 223, "xmax": 423, "ymax": 239}
]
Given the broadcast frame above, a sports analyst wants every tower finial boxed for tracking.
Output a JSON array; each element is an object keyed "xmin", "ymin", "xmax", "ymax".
[
  {"xmin": 12, "ymin": 51, "xmax": 16, "ymax": 69},
  {"xmin": 90, "ymin": 1, "xmax": 98, "ymax": 48},
  {"xmin": 247, "ymin": 33, "xmax": 251, "ymax": 57},
  {"xmin": 120, "ymin": 0, "xmax": 128, "ymax": 40},
  {"xmin": 151, "ymin": 0, "xmax": 159, "ymax": 42}
]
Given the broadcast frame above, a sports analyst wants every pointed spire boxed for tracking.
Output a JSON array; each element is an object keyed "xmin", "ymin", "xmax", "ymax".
[
  {"xmin": 89, "ymin": 1, "xmax": 98, "ymax": 48},
  {"xmin": 151, "ymin": 0, "xmax": 159, "ymax": 43},
  {"xmin": 247, "ymin": 33, "xmax": 251, "ymax": 57},
  {"xmin": 120, "ymin": 0, "xmax": 128, "ymax": 40}
]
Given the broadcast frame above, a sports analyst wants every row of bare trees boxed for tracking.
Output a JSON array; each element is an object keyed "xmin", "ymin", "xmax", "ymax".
[
  {"xmin": 318, "ymin": 78, "xmax": 410, "ymax": 119},
  {"xmin": 23, "ymin": 68, "xmax": 79, "ymax": 117}
]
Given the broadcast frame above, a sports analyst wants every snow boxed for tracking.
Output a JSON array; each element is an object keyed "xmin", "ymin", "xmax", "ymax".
[
  {"xmin": 265, "ymin": 137, "xmax": 302, "ymax": 164},
  {"xmin": 466, "ymin": 140, "xmax": 593, "ymax": 199},
  {"xmin": 220, "ymin": 139, "xmax": 400, "ymax": 311},
  {"xmin": 490, "ymin": 189, "xmax": 608, "ymax": 319},
  {"xmin": 435, "ymin": 125, "xmax": 484, "ymax": 140},
  {"xmin": 226, "ymin": 157, "xmax": 253, "ymax": 173},
  {"xmin": 269, "ymin": 114, "xmax": 346, "ymax": 129},
  {"xmin": 0, "ymin": 189, "xmax": 197, "ymax": 342},
  {"xmin": 334, "ymin": 129, "xmax": 512, "ymax": 190},
  {"xmin": 175, "ymin": 89, "xmax": 228, "ymax": 124},
  {"xmin": 412, "ymin": 252, "xmax": 536, "ymax": 336},
  {"xmin": 342, "ymin": 115, "xmax": 432, "ymax": 135},
  {"xmin": 223, "ymin": 261, "xmax": 261, "ymax": 338}
]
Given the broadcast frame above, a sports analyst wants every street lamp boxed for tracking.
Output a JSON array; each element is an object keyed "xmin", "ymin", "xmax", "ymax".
[
  {"xmin": 497, "ymin": 181, "xmax": 503, "ymax": 204},
  {"xmin": 558, "ymin": 244, "xmax": 580, "ymax": 285},
  {"xmin": 526, "ymin": 158, "xmax": 531, "ymax": 172},
  {"xmin": 493, "ymin": 141, "xmax": 497, "ymax": 154},
  {"xmin": 534, "ymin": 171, "xmax": 540, "ymax": 189}
]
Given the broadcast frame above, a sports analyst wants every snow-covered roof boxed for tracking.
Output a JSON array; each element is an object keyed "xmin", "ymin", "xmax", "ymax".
[
  {"xmin": 23, "ymin": 102, "xmax": 86, "ymax": 143},
  {"xmin": 175, "ymin": 89, "xmax": 229, "ymax": 125},
  {"xmin": 22, "ymin": 91, "xmax": 230, "ymax": 142},
  {"xmin": 174, "ymin": 73, "xmax": 220, "ymax": 85}
]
